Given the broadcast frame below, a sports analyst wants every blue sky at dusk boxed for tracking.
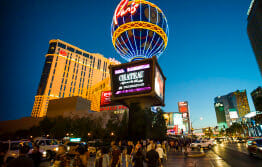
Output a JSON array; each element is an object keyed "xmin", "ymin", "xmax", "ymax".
[{"xmin": 0, "ymin": 0, "xmax": 261, "ymax": 129}]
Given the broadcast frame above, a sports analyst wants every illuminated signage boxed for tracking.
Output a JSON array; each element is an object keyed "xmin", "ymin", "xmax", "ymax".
[
  {"xmin": 59, "ymin": 50, "xmax": 67, "ymax": 57},
  {"xmin": 111, "ymin": 62, "xmax": 152, "ymax": 97},
  {"xmin": 114, "ymin": 0, "xmax": 139, "ymax": 25},
  {"xmin": 155, "ymin": 66, "xmax": 164, "ymax": 99},
  {"xmin": 229, "ymin": 111, "xmax": 238, "ymax": 119},
  {"xmin": 178, "ymin": 101, "xmax": 188, "ymax": 113},
  {"xmin": 70, "ymin": 138, "xmax": 81, "ymax": 142},
  {"xmin": 100, "ymin": 91, "xmax": 112, "ymax": 106},
  {"xmin": 182, "ymin": 112, "xmax": 188, "ymax": 118},
  {"xmin": 110, "ymin": 57, "xmax": 165, "ymax": 106}
]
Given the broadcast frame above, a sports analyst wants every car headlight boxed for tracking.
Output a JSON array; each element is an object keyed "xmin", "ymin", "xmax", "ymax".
[
  {"xmin": 53, "ymin": 147, "xmax": 58, "ymax": 152},
  {"xmin": 258, "ymin": 147, "xmax": 262, "ymax": 151},
  {"xmin": 43, "ymin": 151, "xmax": 47, "ymax": 157}
]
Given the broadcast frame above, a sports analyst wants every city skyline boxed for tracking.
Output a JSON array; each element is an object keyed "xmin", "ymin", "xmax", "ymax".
[{"xmin": 0, "ymin": 0, "xmax": 261, "ymax": 129}]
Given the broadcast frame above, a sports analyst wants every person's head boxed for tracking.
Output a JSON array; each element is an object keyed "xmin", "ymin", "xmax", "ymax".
[
  {"xmin": 118, "ymin": 141, "xmax": 121, "ymax": 146},
  {"xmin": 151, "ymin": 144, "xmax": 155, "ymax": 150},
  {"xmin": 57, "ymin": 145, "xmax": 66, "ymax": 155},
  {"xmin": 112, "ymin": 145, "xmax": 118, "ymax": 150},
  {"xmin": 77, "ymin": 145, "xmax": 85, "ymax": 155},
  {"xmin": 19, "ymin": 143, "xmax": 30, "ymax": 155},
  {"xmin": 137, "ymin": 141, "xmax": 140, "ymax": 144},
  {"xmin": 157, "ymin": 144, "xmax": 161, "ymax": 148},
  {"xmin": 136, "ymin": 148, "xmax": 142, "ymax": 154},
  {"xmin": 33, "ymin": 145, "xmax": 39, "ymax": 152}
]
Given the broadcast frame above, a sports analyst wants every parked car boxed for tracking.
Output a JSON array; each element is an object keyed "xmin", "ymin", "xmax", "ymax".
[
  {"xmin": 3, "ymin": 140, "xmax": 33, "ymax": 163},
  {"xmin": 190, "ymin": 140, "xmax": 213, "ymax": 149},
  {"xmin": 247, "ymin": 138, "xmax": 262, "ymax": 158},
  {"xmin": 34, "ymin": 137, "xmax": 59, "ymax": 160}
]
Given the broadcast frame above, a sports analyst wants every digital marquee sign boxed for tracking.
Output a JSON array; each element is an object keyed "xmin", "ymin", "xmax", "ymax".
[
  {"xmin": 100, "ymin": 91, "xmax": 112, "ymax": 106},
  {"xmin": 110, "ymin": 57, "xmax": 165, "ymax": 106},
  {"xmin": 178, "ymin": 101, "xmax": 188, "ymax": 113}
]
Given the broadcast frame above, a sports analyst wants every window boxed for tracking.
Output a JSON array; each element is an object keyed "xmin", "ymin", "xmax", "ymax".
[
  {"xmin": 48, "ymin": 42, "xmax": 57, "ymax": 54},
  {"xmin": 67, "ymin": 46, "xmax": 75, "ymax": 52},
  {"xmin": 58, "ymin": 42, "xmax": 66, "ymax": 49},
  {"xmin": 75, "ymin": 50, "xmax": 82, "ymax": 55},
  {"xmin": 83, "ymin": 53, "xmax": 89, "ymax": 58}
]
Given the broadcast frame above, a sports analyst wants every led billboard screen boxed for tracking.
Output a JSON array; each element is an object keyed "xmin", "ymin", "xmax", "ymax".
[
  {"xmin": 155, "ymin": 66, "xmax": 164, "ymax": 100},
  {"xmin": 229, "ymin": 111, "xmax": 238, "ymax": 119},
  {"xmin": 100, "ymin": 91, "xmax": 112, "ymax": 106},
  {"xmin": 110, "ymin": 57, "xmax": 166, "ymax": 106},
  {"xmin": 111, "ymin": 61, "xmax": 153, "ymax": 97},
  {"xmin": 178, "ymin": 101, "xmax": 188, "ymax": 113}
]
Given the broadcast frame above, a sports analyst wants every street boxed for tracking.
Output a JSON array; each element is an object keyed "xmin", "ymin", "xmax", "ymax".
[{"xmin": 39, "ymin": 143, "xmax": 262, "ymax": 167}]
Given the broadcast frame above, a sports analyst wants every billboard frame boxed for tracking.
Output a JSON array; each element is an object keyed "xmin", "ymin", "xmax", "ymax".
[{"xmin": 109, "ymin": 56, "xmax": 166, "ymax": 107}]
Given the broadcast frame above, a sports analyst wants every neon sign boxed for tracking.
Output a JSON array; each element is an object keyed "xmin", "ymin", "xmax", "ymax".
[
  {"xmin": 59, "ymin": 50, "xmax": 67, "ymax": 57},
  {"xmin": 114, "ymin": 0, "xmax": 139, "ymax": 25}
]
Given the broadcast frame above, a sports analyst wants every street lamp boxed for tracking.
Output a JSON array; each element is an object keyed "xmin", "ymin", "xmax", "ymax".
[{"xmin": 110, "ymin": 132, "xmax": 114, "ymax": 136}]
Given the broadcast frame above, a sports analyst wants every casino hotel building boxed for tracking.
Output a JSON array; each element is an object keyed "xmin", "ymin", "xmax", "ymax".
[{"xmin": 31, "ymin": 39, "xmax": 119, "ymax": 117}]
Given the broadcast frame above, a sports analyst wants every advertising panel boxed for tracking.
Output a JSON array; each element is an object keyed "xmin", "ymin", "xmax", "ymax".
[
  {"xmin": 155, "ymin": 66, "xmax": 164, "ymax": 100},
  {"xmin": 182, "ymin": 112, "xmax": 188, "ymax": 118},
  {"xmin": 178, "ymin": 101, "xmax": 188, "ymax": 113},
  {"xmin": 110, "ymin": 57, "xmax": 166, "ymax": 106},
  {"xmin": 100, "ymin": 91, "xmax": 112, "ymax": 106},
  {"xmin": 111, "ymin": 60, "xmax": 153, "ymax": 97},
  {"xmin": 229, "ymin": 111, "xmax": 238, "ymax": 119},
  {"xmin": 173, "ymin": 113, "xmax": 183, "ymax": 130}
]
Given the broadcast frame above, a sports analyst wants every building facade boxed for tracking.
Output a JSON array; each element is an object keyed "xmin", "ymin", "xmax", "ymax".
[
  {"xmin": 31, "ymin": 39, "xmax": 119, "ymax": 117},
  {"xmin": 251, "ymin": 86, "xmax": 262, "ymax": 111},
  {"xmin": 214, "ymin": 90, "xmax": 251, "ymax": 127},
  {"xmin": 247, "ymin": 0, "xmax": 262, "ymax": 76},
  {"xmin": 214, "ymin": 102, "xmax": 228, "ymax": 130}
]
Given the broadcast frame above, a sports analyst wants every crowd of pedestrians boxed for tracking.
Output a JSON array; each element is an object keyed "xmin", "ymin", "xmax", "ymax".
[
  {"xmin": 93, "ymin": 139, "xmax": 168, "ymax": 167},
  {"xmin": 0, "ymin": 138, "xmax": 194, "ymax": 167}
]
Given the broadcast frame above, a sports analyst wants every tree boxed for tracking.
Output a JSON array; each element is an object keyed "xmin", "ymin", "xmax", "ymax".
[
  {"xmin": 39, "ymin": 117, "xmax": 55, "ymax": 135},
  {"xmin": 152, "ymin": 109, "xmax": 167, "ymax": 140}
]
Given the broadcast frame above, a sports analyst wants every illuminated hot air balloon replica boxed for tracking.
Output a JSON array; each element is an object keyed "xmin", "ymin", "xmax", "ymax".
[{"xmin": 111, "ymin": 0, "xmax": 169, "ymax": 62}]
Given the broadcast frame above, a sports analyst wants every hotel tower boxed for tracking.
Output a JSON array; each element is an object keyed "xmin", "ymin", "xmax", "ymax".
[{"xmin": 31, "ymin": 39, "xmax": 119, "ymax": 117}]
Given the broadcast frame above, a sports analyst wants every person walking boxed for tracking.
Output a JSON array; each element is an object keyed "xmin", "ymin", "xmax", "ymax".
[
  {"xmin": 30, "ymin": 145, "xmax": 42, "ymax": 167},
  {"xmin": 101, "ymin": 147, "xmax": 110, "ymax": 167},
  {"xmin": 155, "ymin": 144, "xmax": 166, "ymax": 167},
  {"xmin": 110, "ymin": 145, "xmax": 121, "ymax": 167},
  {"xmin": 52, "ymin": 145, "xmax": 70, "ymax": 167},
  {"xmin": 132, "ymin": 148, "xmax": 144, "ymax": 167},
  {"xmin": 145, "ymin": 144, "xmax": 159, "ymax": 167},
  {"xmin": 126, "ymin": 141, "xmax": 133, "ymax": 167}
]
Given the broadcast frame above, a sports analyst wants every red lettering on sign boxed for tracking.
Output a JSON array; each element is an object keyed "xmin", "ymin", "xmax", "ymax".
[
  {"xmin": 59, "ymin": 50, "xmax": 67, "ymax": 57},
  {"xmin": 114, "ymin": 0, "xmax": 139, "ymax": 25}
]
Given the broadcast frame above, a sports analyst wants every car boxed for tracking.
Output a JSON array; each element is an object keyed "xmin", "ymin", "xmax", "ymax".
[
  {"xmin": 34, "ymin": 137, "xmax": 59, "ymax": 160},
  {"xmin": 190, "ymin": 140, "xmax": 213, "ymax": 149},
  {"xmin": 64, "ymin": 141, "xmax": 87, "ymax": 157},
  {"xmin": 247, "ymin": 138, "xmax": 262, "ymax": 158},
  {"xmin": 236, "ymin": 137, "xmax": 247, "ymax": 143},
  {"xmin": 3, "ymin": 140, "xmax": 33, "ymax": 163}
]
